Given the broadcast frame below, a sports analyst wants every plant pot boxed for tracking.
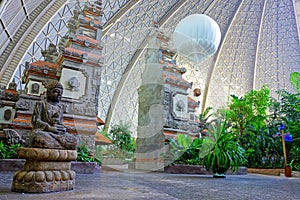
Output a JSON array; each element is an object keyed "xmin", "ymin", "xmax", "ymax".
[{"xmin": 285, "ymin": 166, "xmax": 292, "ymax": 177}]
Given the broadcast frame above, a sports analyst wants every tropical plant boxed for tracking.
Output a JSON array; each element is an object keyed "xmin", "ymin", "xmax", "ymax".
[
  {"xmin": 168, "ymin": 134, "xmax": 202, "ymax": 165},
  {"xmin": 0, "ymin": 140, "xmax": 23, "ymax": 159},
  {"xmin": 226, "ymin": 85, "xmax": 270, "ymax": 136},
  {"xmin": 201, "ymin": 119, "xmax": 246, "ymax": 177},
  {"xmin": 76, "ymin": 144, "xmax": 101, "ymax": 164},
  {"xmin": 290, "ymin": 72, "xmax": 300, "ymax": 93},
  {"xmin": 240, "ymin": 124, "xmax": 282, "ymax": 168},
  {"xmin": 110, "ymin": 122, "xmax": 135, "ymax": 152},
  {"xmin": 105, "ymin": 122, "xmax": 136, "ymax": 161},
  {"xmin": 199, "ymin": 106, "xmax": 213, "ymax": 131},
  {"xmin": 275, "ymin": 90, "xmax": 300, "ymax": 169},
  {"xmin": 289, "ymin": 146, "xmax": 300, "ymax": 171}
]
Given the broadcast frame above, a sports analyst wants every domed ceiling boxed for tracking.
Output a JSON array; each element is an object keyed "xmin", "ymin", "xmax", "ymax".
[{"xmin": 0, "ymin": 0, "xmax": 300, "ymax": 134}]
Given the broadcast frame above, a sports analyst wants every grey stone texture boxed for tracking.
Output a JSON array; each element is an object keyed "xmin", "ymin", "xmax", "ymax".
[{"xmin": 1, "ymin": 171, "xmax": 300, "ymax": 199}]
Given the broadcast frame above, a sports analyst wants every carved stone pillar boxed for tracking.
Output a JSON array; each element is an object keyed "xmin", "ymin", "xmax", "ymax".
[{"xmin": 135, "ymin": 30, "xmax": 165, "ymax": 171}]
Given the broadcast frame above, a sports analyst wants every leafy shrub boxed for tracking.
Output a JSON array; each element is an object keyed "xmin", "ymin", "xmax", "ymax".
[
  {"xmin": 168, "ymin": 134, "xmax": 202, "ymax": 165},
  {"xmin": 0, "ymin": 141, "xmax": 22, "ymax": 159},
  {"xmin": 76, "ymin": 144, "xmax": 101, "ymax": 165},
  {"xmin": 202, "ymin": 120, "xmax": 246, "ymax": 173},
  {"xmin": 105, "ymin": 122, "xmax": 135, "ymax": 161},
  {"xmin": 290, "ymin": 146, "xmax": 300, "ymax": 171},
  {"xmin": 110, "ymin": 122, "xmax": 135, "ymax": 152}
]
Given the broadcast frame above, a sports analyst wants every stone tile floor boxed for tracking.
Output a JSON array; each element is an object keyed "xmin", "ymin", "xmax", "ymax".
[{"xmin": 0, "ymin": 171, "xmax": 300, "ymax": 200}]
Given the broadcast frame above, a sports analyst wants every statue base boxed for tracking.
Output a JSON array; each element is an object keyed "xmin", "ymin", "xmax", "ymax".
[{"xmin": 11, "ymin": 148, "xmax": 77, "ymax": 193}]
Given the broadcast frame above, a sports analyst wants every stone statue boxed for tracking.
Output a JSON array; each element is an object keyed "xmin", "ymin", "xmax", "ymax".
[{"xmin": 30, "ymin": 81, "xmax": 78, "ymax": 150}]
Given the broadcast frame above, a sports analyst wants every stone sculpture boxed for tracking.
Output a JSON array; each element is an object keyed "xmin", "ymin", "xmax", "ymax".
[
  {"xmin": 30, "ymin": 81, "xmax": 78, "ymax": 150},
  {"xmin": 11, "ymin": 80, "xmax": 78, "ymax": 193}
]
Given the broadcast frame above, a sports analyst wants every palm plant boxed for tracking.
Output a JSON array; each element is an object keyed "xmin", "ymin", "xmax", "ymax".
[
  {"xmin": 168, "ymin": 134, "xmax": 202, "ymax": 165},
  {"xmin": 201, "ymin": 119, "xmax": 246, "ymax": 178}
]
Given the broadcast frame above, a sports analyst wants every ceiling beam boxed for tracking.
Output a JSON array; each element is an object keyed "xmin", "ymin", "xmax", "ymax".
[{"xmin": 102, "ymin": 0, "xmax": 140, "ymax": 37}]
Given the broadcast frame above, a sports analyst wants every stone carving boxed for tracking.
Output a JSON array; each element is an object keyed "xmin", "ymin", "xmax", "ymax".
[
  {"xmin": 68, "ymin": 18, "xmax": 78, "ymax": 35},
  {"xmin": 17, "ymin": 148, "xmax": 77, "ymax": 161},
  {"xmin": 31, "ymin": 83, "xmax": 40, "ymax": 94},
  {"xmin": 3, "ymin": 129, "xmax": 25, "ymax": 145},
  {"xmin": 30, "ymin": 80, "xmax": 78, "ymax": 150},
  {"xmin": 175, "ymin": 99, "xmax": 185, "ymax": 112},
  {"xmin": 16, "ymin": 99, "xmax": 32, "ymax": 111},
  {"xmin": 41, "ymin": 43, "xmax": 59, "ymax": 63},
  {"xmin": 67, "ymin": 77, "xmax": 80, "ymax": 92},
  {"xmin": 12, "ymin": 168, "xmax": 76, "ymax": 192},
  {"xmin": 8, "ymin": 79, "xmax": 17, "ymax": 90},
  {"xmin": 3, "ymin": 109, "xmax": 12, "ymax": 121},
  {"xmin": 11, "ymin": 148, "xmax": 77, "ymax": 193}
]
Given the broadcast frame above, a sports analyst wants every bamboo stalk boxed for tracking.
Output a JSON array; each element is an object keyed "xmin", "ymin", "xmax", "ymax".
[{"xmin": 281, "ymin": 129, "xmax": 287, "ymax": 166}]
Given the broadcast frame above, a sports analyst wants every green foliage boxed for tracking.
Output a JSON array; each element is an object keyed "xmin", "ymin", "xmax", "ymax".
[
  {"xmin": 222, "ymin": 85, "xmax": 286, "ymax": 169},
  {"xmin": 226, "ymin": 85, "xmax": 270, "ymax": 136},
  {"xmin": 105, "ymin": 122, "xmax": 136, "ymax": 161},
  {"xmin": 290, "ymin": 72, "xmax": 300, "ymax": 93},
  {"xmin": 199, "ymin": 106, "xmax": 213, "ymax": 130},
  {"xmin": 202, "ymin": 120, "xmax": 246, "ymax": 173},
  {"xmin": 277, "ymin": 90, "xmax": 300, "ymax": 122},
  {"xmin": 230, "ymin": 88, "xmax": 300, "ymax": 169},
  {"xmin": 168, "ymin": 134, "xmax": 202, "ymax": 165},
  {"xmin": 290, "ymin": 146, "xmax": 300, "ymax": 171},
  {"xmin": 274, "ymin": 90, "xmax": 300, "ymax": 168},
  {"xmin": 240, "ymin": 125, "xmax": 282, "ymax": 168},
  {"xmin": 76, "ymin": 144, "xmax": 101, "ymax": 165},
  {"xmin": 0, "ymin": 141, "xmax": 22, "ymax": 159},
  {"xmin": 110, "ymin": 122, "xmax": 135, "ymax": 152}
]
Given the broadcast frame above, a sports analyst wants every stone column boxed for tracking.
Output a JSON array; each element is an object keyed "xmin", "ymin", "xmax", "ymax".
[{"xmin": 135, "ymin": 30, "xmax": 165, "ymax": 171}]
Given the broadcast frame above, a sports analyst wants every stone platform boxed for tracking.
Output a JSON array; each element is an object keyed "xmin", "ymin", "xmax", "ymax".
[{"xmin": 11, "ymin": 148, "xmax": 77, "ymax": 193}]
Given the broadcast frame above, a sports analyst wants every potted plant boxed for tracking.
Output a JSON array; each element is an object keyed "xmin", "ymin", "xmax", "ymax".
[
  {"xmin": 201, "ymin": 119, "xmax": 246, "ymax": 178},
  {"xmin": 73, "ymin": 144, "xmax": 102, "ymax": 174},
  {"xmin": 0, "ymin": 141, "xmax": 25, "ymax": 171}
]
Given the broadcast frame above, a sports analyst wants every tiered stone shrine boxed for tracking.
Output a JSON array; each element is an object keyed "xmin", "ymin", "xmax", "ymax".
[
  {"xmin": 4, "ymin": 0, "xmax": 107, "ymax": 151},
  {"xmin": 135, "ymin": 29, "xmax": 200, "ymax": 171},
  {"xmin": 0, "ymin": 0, "xmax": 109, "ymax": 194},
  {"xmin": 12, "ymin": 148, "xmax": 77, "ymax": 193}
]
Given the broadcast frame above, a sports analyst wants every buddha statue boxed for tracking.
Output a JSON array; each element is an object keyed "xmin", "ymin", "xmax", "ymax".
[{"xmin": 30, "ymin": 80, "xmax": 78, "ymax": 150}]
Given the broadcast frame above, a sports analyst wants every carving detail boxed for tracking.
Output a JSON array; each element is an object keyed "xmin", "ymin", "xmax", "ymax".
[
  {"xmin": 67, "ymin": 77, "xmax": 80, "ymax": 92},
  {"xmin": 3, "ymin": 129, "xmax": 25, "ymax": 145},
  {"xmin": 31, "ymin": 83, "xmax": 40, "ymax": 94}
]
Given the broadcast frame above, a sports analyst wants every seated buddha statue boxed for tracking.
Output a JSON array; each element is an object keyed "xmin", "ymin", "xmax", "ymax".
[{"xmin": 30, "ymin": 81, "xmax": 78, "ymax": 150}]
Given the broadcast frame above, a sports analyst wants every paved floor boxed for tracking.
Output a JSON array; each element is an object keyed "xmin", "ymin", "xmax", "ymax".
[{"xmin": 0, "ymin": 171, "xmax": 300, "ymax": 200}]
